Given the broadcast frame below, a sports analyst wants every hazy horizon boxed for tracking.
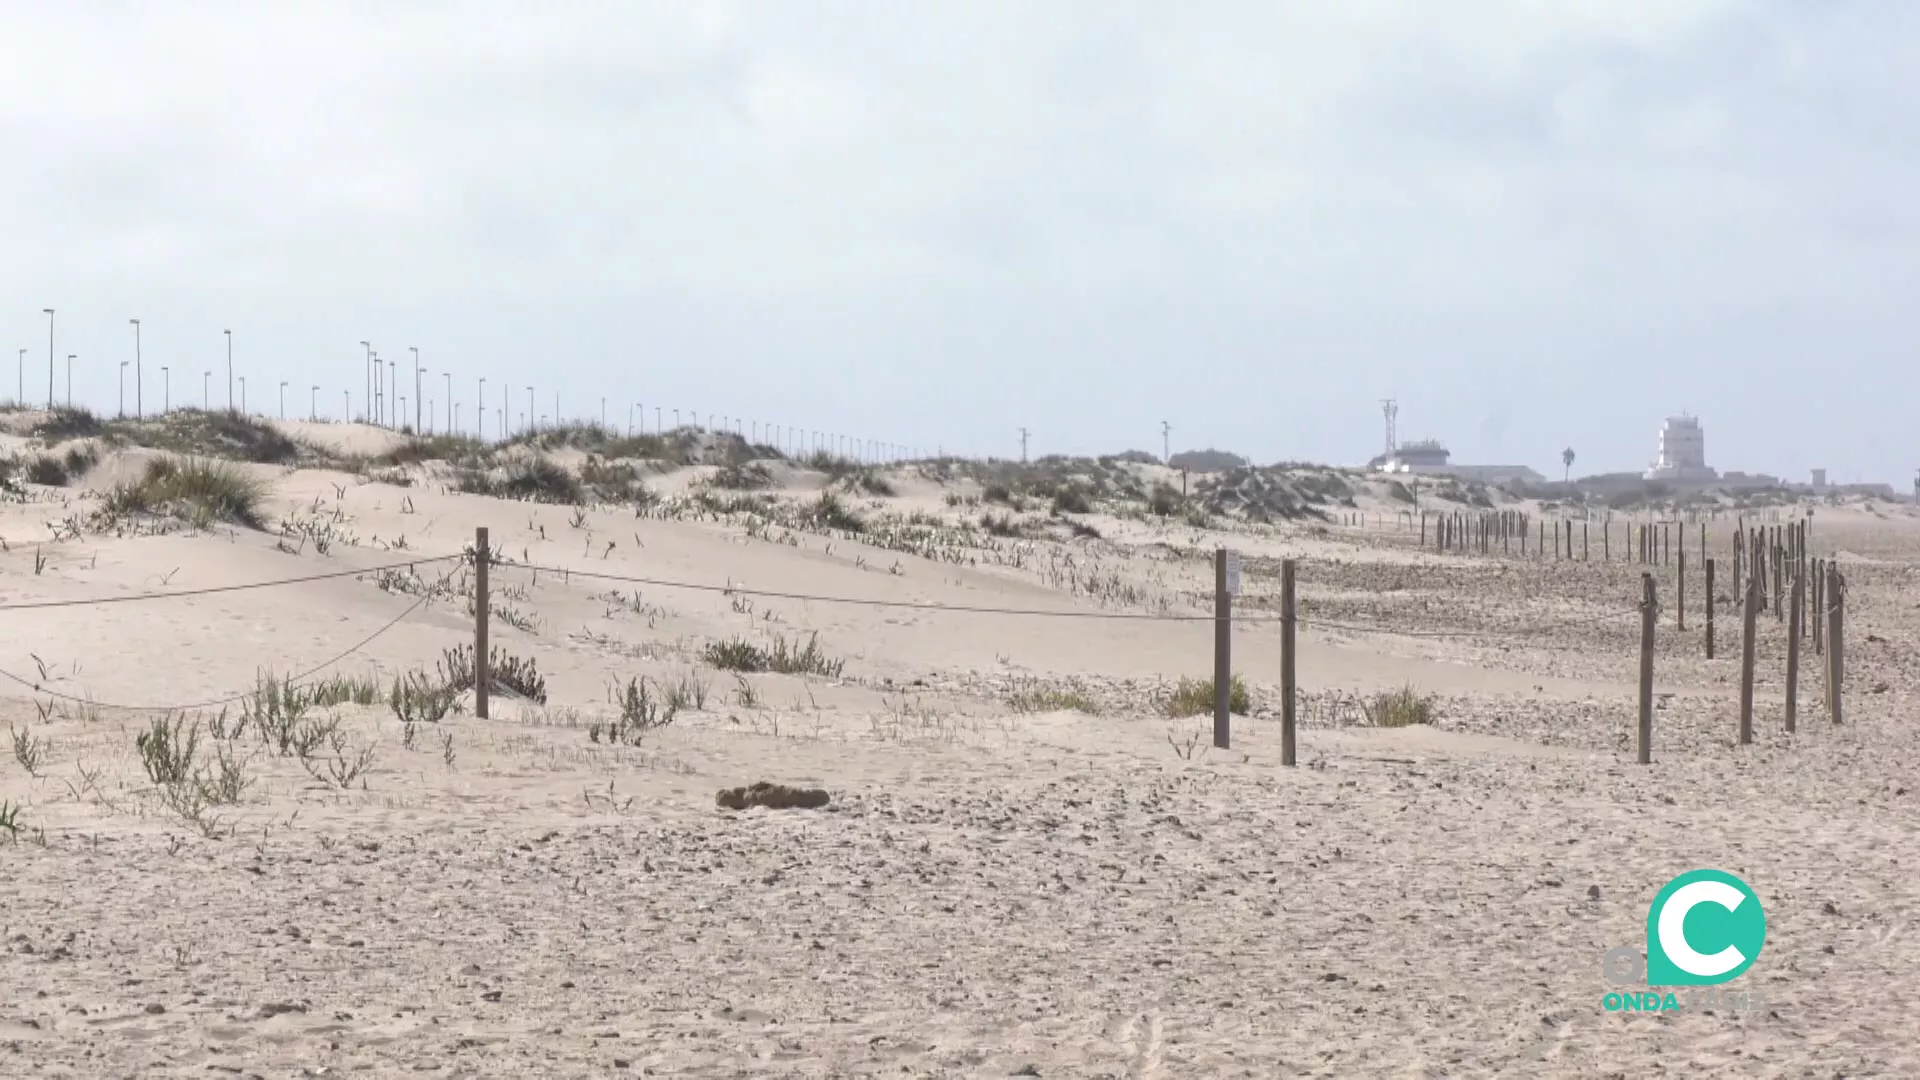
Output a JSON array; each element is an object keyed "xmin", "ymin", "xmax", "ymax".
[{"xmin": 3, "ymin": 2, "xmax": 1914, "ymax": 486}]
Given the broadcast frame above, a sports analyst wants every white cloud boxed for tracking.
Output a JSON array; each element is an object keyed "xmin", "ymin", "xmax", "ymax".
[{"xmin": 0, "ymin": 0, "xmax": 1912, "ymax": 477}]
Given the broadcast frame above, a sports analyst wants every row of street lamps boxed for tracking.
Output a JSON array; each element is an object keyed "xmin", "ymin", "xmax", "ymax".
[{"xmin": 21, "ymin": 313, "xmax": 932, "ymax": 462}]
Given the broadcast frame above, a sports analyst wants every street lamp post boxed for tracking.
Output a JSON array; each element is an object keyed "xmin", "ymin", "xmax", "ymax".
[
  {"xmin": 15, "ymin": 348, "xmax": 22, "ymax": 405},
  {"xmin": 526, "ymin": 386, "xmax": 534, "ymax": 434},
  {"xmin": 312, "ymin": 385, "xmax": 319, "ymax": 421},
  {"xmin": 161, "ymin": 366, "xmax": 169, "ymax": 412},
  {"xmin": 203, "ymin": 371, "xmax": 210, "ymax": 409},
  {"xmin": 239, "ymin": 376, "xmax": 247, "ymax": 415},
  {"xmin": 360, "ymin": 340, "xmax": 373, "ymax": 424},
  {"xmin": 478, "ymin": 378, "xmax": 486, "ymax": 439},
  {"xmin": 443, "ymin": 371, "xmax": 452, "ymax": 433},
  {"xmin": 130, "ymin": 318, "xmax": 142, "ymax": 419},
  {"xmin": 387, "ymin": 361, "xmax": 396, "ymax": 425},
  {"xmin": 43, "ymin": 309, "xmax": 54, "ymax": 409},
  {"xmin": 65, "ymin": 354, "xmax": 74, "ymax": 406},
  {"xmin": 224, "ymin": 330, "xmax": 233, "ymax": 412},
  {"xmin": 279, "ymin": 380, "xmax": 287, "ymax": 419},
  {"xmin": 119, "ymin": 361, "xmax": 128, "ymax": 417},
  {"xmin": 411, "ymin": 347, "xmax": 421, "ymax": 434}
]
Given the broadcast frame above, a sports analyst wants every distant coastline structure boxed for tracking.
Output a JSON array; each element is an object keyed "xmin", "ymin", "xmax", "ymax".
[
  {"xmin": 1375, "ymin": 437, "xmax": 1452, "ymax": 473},
  {"xmin": 1644, "ymin": 414, "xmax": 1717, "ymax": 483},
  {"xmin": 1368, "ymin": 436, "xmax": 1544, "ymax": 486}
]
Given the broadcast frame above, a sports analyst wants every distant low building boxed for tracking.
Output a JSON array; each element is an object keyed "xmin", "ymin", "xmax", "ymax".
[
  {"xmin": 1370, "ymin": 438, "xmax": 1452, "ymax": 474},
  {"xmin": 1367, "ymin": 439, "xmax": 1544, "ymax": 487}
]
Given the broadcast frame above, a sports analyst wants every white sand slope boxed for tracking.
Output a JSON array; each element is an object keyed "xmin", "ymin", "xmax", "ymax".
[{"xmin": 0, "ymin": 443, "xmax": 1915, "ymax": 1076}]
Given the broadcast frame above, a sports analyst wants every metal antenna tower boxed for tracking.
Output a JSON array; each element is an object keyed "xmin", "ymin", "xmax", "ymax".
[
  {"xmin": 1161, "ymin": 420, "xmax": 1172, "ymax": 464},
  {"xmin": 1380, "ymin": 398, "xmax": 1398, "ymax": 456}
]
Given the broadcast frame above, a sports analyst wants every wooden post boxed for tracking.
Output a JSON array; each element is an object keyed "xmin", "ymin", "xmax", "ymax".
[
  {"xmin": 1827, "ymin": 563, "xmax": 1844, "ymax": 725},
  {"xmin": 1773, "ymin": 533, "xmax": 1784, "ymax": 623},
  {"xmin": 474, "ymin": 525, "xmax": 490, "ymax": 720},
  {"xmin": 1213, "ymin": 548, "xmax": 1232, "ymax": 749},
  {"xmin": 1280, "ymin": 559, "xmax": 1297, "ymax": 767},
  {"xmin": 1638, "ymin": 572, "xmax": 1655, "ymax": 765},
  {"xmin": 1676, "ymin": 548, "xmax": 1686, "ymax": 631},
  {"xmin": 1420, "ymin": 512, "xmax": 1427, "ymax": 549},
  {"xmin": 1738, "ymin": 571, "xmax": 1758, "ymax": 746},
  {"xmin": 1705, "ymin": 557, "xmax": 1716, "ymax": 659},
  {"xmin": 1813, "ymin": 558, "xmax": 1825, "ymax": 656},
  {"xmin": 1733, "ymin": 525, "xmax": 1743, "ymax": 595},
  {"xmin": 1582, "ymin": 522, "xmax": 1588, "ymax": 561},
  {"xmin": 1602, "ymin": 521, "xmax": 1609, "ymax": 562},
  {"xmin": 1785, "ymin": 565, "xmax": 1802, "ymax": 734}
]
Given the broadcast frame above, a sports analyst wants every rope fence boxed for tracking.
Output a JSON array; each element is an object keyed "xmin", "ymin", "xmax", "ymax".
[{"xmin": 0, "ymin": 526, "xmax": 1850, "ymax": 765}]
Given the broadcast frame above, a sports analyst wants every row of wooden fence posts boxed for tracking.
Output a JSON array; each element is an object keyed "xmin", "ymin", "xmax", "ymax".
[
  {"xmin": 1195, "ymin": 538, "xmax": 1848, "ymax": 768},
  {"xmin": 1418, "ymin": 513, "xmax": 1813, "ymax": 577},
  {"xmin": 471, "ymin": 519, "xmax": 1852, "ymax": 768},
  {"xmin": 1636, "ymin": 554, "xmax": 1846, "ymax": 763}
]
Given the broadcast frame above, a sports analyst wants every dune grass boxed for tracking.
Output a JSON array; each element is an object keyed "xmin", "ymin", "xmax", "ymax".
[
  {"xmin": 1365, "ymin": 685, "xmax": 1435, "ymax": 728},
  {"xmin": 1166, "ymin": 674, "xmax": 1250, "ymax": 717},
  {"xmin": 103, "ymin": 456, "xmax": 268, "ymax": 528}
]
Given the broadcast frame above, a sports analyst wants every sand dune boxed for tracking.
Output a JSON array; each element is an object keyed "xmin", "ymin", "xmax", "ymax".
[{"xmin": 2, "ymin": 421, "xmax": 1916, "ymax": 1076}]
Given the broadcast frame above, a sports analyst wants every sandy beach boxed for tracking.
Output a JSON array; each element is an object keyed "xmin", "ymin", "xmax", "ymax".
[{"xmin": 2, "ymin": 416, "xmax": 1917, "ymax": 1077}]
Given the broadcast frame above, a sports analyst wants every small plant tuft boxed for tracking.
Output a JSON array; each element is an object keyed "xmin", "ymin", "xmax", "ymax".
[
  {"xmin": 591, "ymin": 676, "xmax": 680, "ymax": 745},
  {"xmin": 1364, "ymin": 684, "xmax": 1434, "ymax": 728},
  {"xmin": 700, "ymin": 632, "xmax": 845, "ymax": 678},
  {"xmin": 1165, "ymin": 675, "xmax": 1251, "ymax": 718}
]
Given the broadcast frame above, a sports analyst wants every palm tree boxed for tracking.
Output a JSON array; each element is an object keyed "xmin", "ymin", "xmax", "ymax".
[{"xmin": 1562, "ymin": 447, "xmax": 1576, "ymax": 483}]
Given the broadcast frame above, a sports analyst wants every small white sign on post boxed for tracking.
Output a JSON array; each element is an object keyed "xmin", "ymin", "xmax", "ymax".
[{"xmin": 1224, "ymin": 550, "xmax": 1243, "ymax": 597}]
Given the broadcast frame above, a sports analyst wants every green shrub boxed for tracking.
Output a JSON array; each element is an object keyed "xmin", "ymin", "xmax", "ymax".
[
  {"xmin": 701, "ymin": 632, "xmax": 845, "ymax": 677},
  {"xmin": 1051, "ymin": 486, "xmax": 1093, "ymax": 514},
  {"xmin": 1007, "ymin": 686, "xmax": 1099, "ymax": 713},
  {"xmin": 106, "ymin": 456, "xmax": 268, "ymax": 528},
  {"xmin": 31, "ymin": 406, "xmax": 103, "ymax": 443},
  {"xmin": 1147, "ymin": 484, "xmax": 1182, "ymax": 517},
  {"xmin": 1365, "ymin": 685, "xmax": 1434, "ymax": 727},
  {"xmin": 807, "ymin": 490, "xmax": 864, "ymax": 533},
  {"xmin": 1166, "ymin": 675, "xmax": 1250, "ymax": 717},
  {"xmin": 24, "ymin": 455, "xmax": 70, "ymax": 485}
]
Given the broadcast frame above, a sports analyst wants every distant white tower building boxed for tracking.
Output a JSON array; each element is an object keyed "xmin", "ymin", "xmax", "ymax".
[{"xmin": 1645, "ymin": 414, "xmax": 1717, "ymax": 482}]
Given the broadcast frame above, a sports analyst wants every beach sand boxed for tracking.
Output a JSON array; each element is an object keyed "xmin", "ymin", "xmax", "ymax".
[{"xmin": 2, "ymin": 427, "xmax": 1916, "ymax": 1077}]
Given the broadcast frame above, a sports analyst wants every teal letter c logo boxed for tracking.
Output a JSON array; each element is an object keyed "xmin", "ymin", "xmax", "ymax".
[{"xmin": 1646, "ymin": 870, "xmax": 1766, "ymax": 987}]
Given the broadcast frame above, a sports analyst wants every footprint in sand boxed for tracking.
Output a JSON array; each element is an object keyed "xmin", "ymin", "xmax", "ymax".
[{"xmin": 1109, "ymin": 1010, "xmax": 1165, "ymax": 1078}]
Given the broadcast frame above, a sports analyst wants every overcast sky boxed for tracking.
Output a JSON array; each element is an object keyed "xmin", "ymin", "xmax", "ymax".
[{"xmin": 1, "ymin": 1, "xmax": 1914, "ymax": 482}]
